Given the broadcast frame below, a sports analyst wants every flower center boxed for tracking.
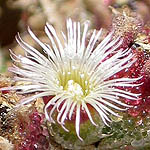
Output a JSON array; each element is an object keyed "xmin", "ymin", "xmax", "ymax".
[
  {"xmin": 58, "ymin": 67, "xmax": 92, "ymax": 99},
  {"xmin": 65, "ymin": 80, "xmax": 84, "ymax": 101}
]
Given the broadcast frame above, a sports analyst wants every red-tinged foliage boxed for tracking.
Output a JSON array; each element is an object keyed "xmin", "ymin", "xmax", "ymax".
[{"xmin": 16, "ymin": 110, "xmax": 49, "ymax": 150}]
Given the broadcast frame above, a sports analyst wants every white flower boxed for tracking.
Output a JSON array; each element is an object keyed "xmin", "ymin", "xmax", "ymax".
[{"xmin": 2, "ymin": 19, "xmax": 141, "ymax": 140}]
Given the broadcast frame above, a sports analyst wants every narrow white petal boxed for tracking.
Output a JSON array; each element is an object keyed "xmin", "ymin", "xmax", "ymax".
[
  {"xmin": 76, "ymin": 104, "xmax": 83, "ymax": 141},
  {"xmin": 18, "ymin": 91, "xmax": 53, "ymax": 106},
  {"xmin": 69, "ymin": 101, "xmax": 77, "ymax": 120},
  {"xmin": 82, "ymin": 101, "xmax": 97, "ymax": 126},
  {"xmin": 60, "ymin": 99, "xmax": 72, "ymax": 124}
]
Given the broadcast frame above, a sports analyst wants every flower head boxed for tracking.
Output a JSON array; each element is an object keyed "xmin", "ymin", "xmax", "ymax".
[{"xmin": 2, "ymin": 19, "xmax": 141, "ymax": 140}]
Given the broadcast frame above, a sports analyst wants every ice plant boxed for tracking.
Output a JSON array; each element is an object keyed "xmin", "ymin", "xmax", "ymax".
[{"xmin": 2, "ymin": 19, "xmax": 142, "ymax": 140}]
